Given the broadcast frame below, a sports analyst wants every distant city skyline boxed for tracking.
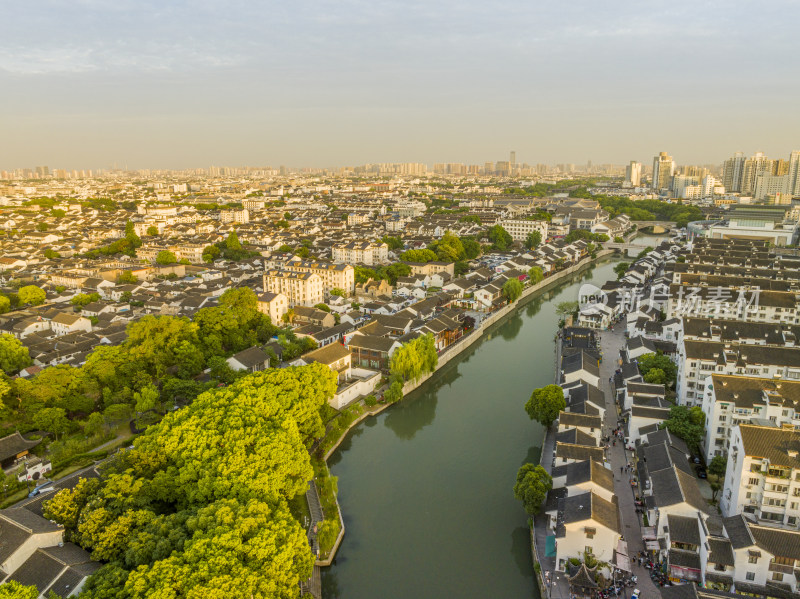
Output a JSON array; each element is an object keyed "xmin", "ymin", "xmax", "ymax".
[{"xmin": 3, "ymin": 1, "xmax": 799, "ymax": 170}]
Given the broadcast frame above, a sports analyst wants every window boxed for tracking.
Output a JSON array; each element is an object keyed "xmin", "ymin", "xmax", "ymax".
[
  {"xmin": 585, "ymin": 546, "xmax": 593, "ymax": 555},
  {"xmin": 772, "ymin": 572, "xmax": 784, "ymax": 582},
  {"xmin": 749, "ymin": 555, "xmax": 759, "ymax": 564},
  {"xmin": 749, "ymin": 478, "xmax": 760, "ymax": 485},
  {"xmin": 746, "ymin": 572, "xmax": 755, "ymax": 581}
]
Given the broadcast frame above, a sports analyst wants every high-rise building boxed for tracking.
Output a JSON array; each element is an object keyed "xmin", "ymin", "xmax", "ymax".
[
  {"xmin": 788, "ymin": 151, "xmax": 800, "ymax": 196},
  {"xmin": 625, "ymin": 161, "xmax": 642, "ymax": 186},
  {"xmin": 741, "ymin": 152, "xmax": 773, "ymax": 196},
  {"xmin": 510, "ymin": 151, "xmax": 516, "ymax": 169},
  {"xmin": 651, "ymin": 152, "xmax": 675, "ymax": 192},
  {"xmin": 722, "ymin": 152, "xmax": 745, "ymax": 193}
]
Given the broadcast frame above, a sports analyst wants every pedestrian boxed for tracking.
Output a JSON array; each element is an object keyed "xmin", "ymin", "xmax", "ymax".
[{"xmin": 620, "ymin": 466, "xmax": 624, "ymax": 473}]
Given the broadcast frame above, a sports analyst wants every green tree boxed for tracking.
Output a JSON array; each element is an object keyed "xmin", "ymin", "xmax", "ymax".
[
  {"xmin": 0, "ymin": 295, "xmax": 10, "ymax": 314},
  {"xmin": 83, "ymin": 412, "xmax": 106, "ymax": 436},
  {"xmin": 643, "ymin": 368, "xmax": 666, "ymax": 385},
  {"xmin": 400, "ymin": 249, "xmax": 437, "ymax": 263},
  {"xmin": 613, "ymin": 262, "xmax": 631, "ymax": 279},
  {"xmin": 487, "ymin": 225, "xmax": 512, "ymax": 250},
  {"xmin": 0, "ymin": 334, "xmax": 32, "ymax": 375},
  {"xmin": 429, "ymin": 232, "xmax": 465, "ymax": 262},
  {"xmin": 155, "ymin": 250, "xmax": 177, "ymax": 265},
  {"xmin": 513, "ymin": 463, "xmax": 552, "ymax": 515},
  {"xmin": 202, "ymin": 245, "xmax": 220, "ymax": 263},
  {"xmin": 146, "ymin": 225, "xmax": 159, "ymax": 236},
  {"xmin": 384, "ymin": 379, "xmax": 404, "ymax": 403},
  {"xmin": 18, "ymin": 285, "xmax": 46, "ymax": 306},
  {"xmin": 709, "ymin": 455, "xmax": 727, "ymax": 478},
  {"xmin": 461, "ymin": 237, "xmax": 481, "ymax": 259},
  {"xmin": 524, "ymin": 230, "xmax": 542, "ymax": 250},
  {"xmin": 32, "ymin": 407, "xmax": 71, "ymax": 439},
  {"xmin": 638, "ymin": 352, "xmax": 677, "ymax": 387},
  {"xmin": 502, "ymin": 278, "xmax": 523, "ymax": 302},
  {"xmin": 662, "ymin": 405, "xmax": 704, "ymax": 453},
  {"xmin": 36, "ymin": 222, "xmax": 49, "ymax": 232},
  {"xmin": 528, "ymin": 266, "xmax": 544, "ymax": 285},
  {"xmin": 71, "ymin": 292, "xmax": 100, "ymax": 308},
  {"xmin": 0, "ymin": 581, "xmax": 39, "ymax": 599},
  {"xmin": 44, "ymin": 248, "xmax": 61, "ymax": 259},
  {"xmin": 330, "ymin": 287, "xmax": 346, "ymax": 297},
  {"xmin": 381, "ymin": 236, "xmax": 404, "ymax": 250},
  {"xmin": 226, "ymin": 232, "xmax": 242, "ymax": 251},
  {"xmin": 614, "ymin": 236, "xmax": 624, "ymax": 243},
  {"xmin": 555, "ymin": 301, "xmax": 579, "ymax": 317},
  {"xmin": 134, "ymin": 385, "xmax": 159, "ymax": 415},
  {"xmin": 118, "ymin": 270, "xmax": 139, "ymax": 284},
  {"xmin": 389, "ymin": 334, "xmax": 438, "ymax": 382},
  {"xmin": 525, "ymin": 384, "xmax": 565, "ymax": 428}
]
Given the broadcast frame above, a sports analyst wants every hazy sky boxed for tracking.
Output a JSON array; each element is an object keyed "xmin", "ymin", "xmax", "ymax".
[{"xmin": 3, "ymin": 0, "xmax": 799, "ymax": 170}]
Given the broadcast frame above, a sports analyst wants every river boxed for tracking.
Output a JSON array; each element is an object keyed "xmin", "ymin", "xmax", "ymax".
[{"xmin": 322, "ymin": 257, "xmax": 623, "ymax": 599}]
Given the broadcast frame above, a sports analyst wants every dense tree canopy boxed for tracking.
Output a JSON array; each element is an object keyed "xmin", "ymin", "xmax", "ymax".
[
  {"xmin": 525, "ymin": 384, "xmax": 565, "ymax": 428},
  {"xmin": 43, "ymin": 364, "xmax": 337, "ymax": 599},
  {"xmin": 528, "ymin": 267, "xmax": 544, "ymax": 285}
]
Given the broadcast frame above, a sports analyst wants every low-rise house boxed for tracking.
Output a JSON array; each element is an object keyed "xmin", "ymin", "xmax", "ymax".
[
  {"xmin": 50, "ymin": 312, "xmax": 92, "ymax": 336},
  {"xmin": 293, "ymin": 306, "xmax": 335, "ymax": 328},
  {"xmin": 554, "ymin": 491, "xmax": 621, "ymax": 572},
  {"xmin": 560, "ymin": 350, "xmax": 601, "ymax": 388},
  {"xmin": 347, "ymin": 334, "xmax": 401, "ymax": 371},
  {"xmin": 302, "ymin": 343, "xmax": 352, "ymax": 384},
  {"xmin": 226, "ymin": 346, "xmax": 270, "ymax": 373}
]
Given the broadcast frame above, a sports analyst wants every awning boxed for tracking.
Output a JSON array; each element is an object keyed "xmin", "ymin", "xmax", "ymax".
[
  {"xmin": 642, "ymin": 526, "xmax": 656, "ymax": 539},
  {"xmin": 545, "ymin": 535, "xmax": 557, "ymax": 558},
  {"xmin": 646, "ymin": 540, "xmax": 661, "ymax": 550},
  {"xmin": 615, "ymin": 539, "xmax": 630, "ymax": 572}
]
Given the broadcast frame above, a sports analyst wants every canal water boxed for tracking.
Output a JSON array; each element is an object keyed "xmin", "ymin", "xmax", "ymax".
[{"xmin": 322, "ymin": 258, "xmax": 622, "ymax": 599}]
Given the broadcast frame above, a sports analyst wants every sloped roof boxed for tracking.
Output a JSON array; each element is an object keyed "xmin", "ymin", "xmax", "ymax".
[{"xmin": 0, "ymin": 432, "xmax": 40, "ymax": 461}]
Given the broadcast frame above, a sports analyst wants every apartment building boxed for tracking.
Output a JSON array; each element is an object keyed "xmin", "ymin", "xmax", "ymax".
[
  {"xmin": 722, "ymin": 424, "xmax": 800, "ymax": 529},
  {"xmin": 262, "ymin": 270, "xmax": 323, "ymax": 307},
  {"xmin": 331, "ymin": 241, "xmax": 388, "ymax": 266},
  {"xmin": 666, "ymin": 285, "xmax": 799, "ymax": 323},
  {"xmin": 220, "ymin": 208, "xmax": 250, "ymax": 224},
  {"xmin": 497, "ymin": 218, "xmax": 548, "ymax": 242},
  {"xmin": 676, "ymin": 339, "xmax": 800, "ymax": 406},
  {"xmin": 701, "ymin": 375, "xmax": 800, "ymax": 462},
  {"xmin": 283, "ymin": 258, "xmax": 355, "ymax": 294},
  {"xmin": 256, "ymin": 291, "xmax": 289, "ymax": 324}
]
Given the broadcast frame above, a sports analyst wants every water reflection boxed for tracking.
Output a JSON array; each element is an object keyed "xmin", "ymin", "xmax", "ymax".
[
  {"xmin": 512, "ymin": 526, "xmax": 536, "ymax": 577},
  {"xmin": 522, "ymin": 445, "xmax": 542, "ymax": 467},
  {"xmin": 525, "ymin": 296, "xmax": 544, "ymax": 318},
  {"xmin": 321, "ymin": 569, "xmax": 341, "ymax": 599},
  {"xmin": 500, "ymin": 312, "xmax": 524, "ymax": 340},
  {"xmin": 384, "ymin": 393, "xmax": 439, "ymax": 441}
]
